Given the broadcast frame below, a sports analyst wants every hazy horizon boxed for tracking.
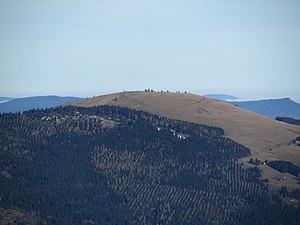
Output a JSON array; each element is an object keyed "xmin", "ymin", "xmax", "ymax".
[
  {"xmin": 1, "ymin": 0, "xmax": 300, "ymax": 102},
  {"xmin": 1, "ymin": 90, "xmax": 300, "ymax": 104}
]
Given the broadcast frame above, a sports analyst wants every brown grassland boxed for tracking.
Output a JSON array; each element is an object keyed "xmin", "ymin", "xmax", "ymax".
[{"xmin": 68, "ymin": 91, "xmax": 300, "ymax": 190}]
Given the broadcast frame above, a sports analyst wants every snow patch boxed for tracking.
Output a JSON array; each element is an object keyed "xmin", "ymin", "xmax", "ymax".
[{"xmin": 177, "ymin": 134, "xmax": 186, "ymax": 140}]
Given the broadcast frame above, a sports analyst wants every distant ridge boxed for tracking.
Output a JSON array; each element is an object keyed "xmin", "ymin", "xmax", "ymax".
[
  {"xmin": 230, "ymin": 98, "xmax": 300, "ymax": 119},
  {"xmin": 204, "ymin": 94, "xmax": 300, "ymax": 119},
  {"xmin": 0, "ymin": 97, "xmax": 14, "ymax": 104},
  {"xmin": 0, "ymin": 96, "xmax": 82, "ymax": 113}
]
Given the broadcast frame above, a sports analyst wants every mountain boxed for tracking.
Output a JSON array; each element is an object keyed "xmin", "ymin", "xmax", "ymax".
[
  {"xmin": 0, "ymin": 97, "xmax": 14, "ymax": 104},
  {"xmin": 0, "ymin": 96, "xmax": 82, "ymax": 113},
  {"xmin": 1, "ymin": 105, "xmax": 300, "ymax": 224},
  {"xmin": 68, "ymin": 91, "xmax": 300, "ymax": 190},
  {"xmin": 230, "ymin": 98, "xmax": 300, "ymax": 119},
  {"xmin": 204, "ymin": 94, "xmax": 238, "ymax": 101},
  {"xmin": 203, "ymin": 95, "xmax": 300, "ymax": 120}
]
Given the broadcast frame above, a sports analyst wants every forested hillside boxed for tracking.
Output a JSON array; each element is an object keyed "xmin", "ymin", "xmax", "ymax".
[
  {"xmin": 0, "ymin": 106, "xmax": 299, "ymax": 225},
  {"xmin": 276, "ymin": 117, "xmax": 300, "ymax": 126}
]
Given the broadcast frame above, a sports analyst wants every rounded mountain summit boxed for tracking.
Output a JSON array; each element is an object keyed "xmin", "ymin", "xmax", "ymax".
[{"xmin": 68, "ymin": 91, "xmax": 300, "ymax": 189}]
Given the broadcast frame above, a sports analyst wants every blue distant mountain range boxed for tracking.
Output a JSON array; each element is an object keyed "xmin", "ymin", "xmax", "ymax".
[
  {"xmin": 0, "ymin": 97, "xmax": 14, "ymax": 103},
  {"xmin": 0, "ymin": 96, "xmax": 82, "ymax": 114},
  {"xmin": 230, "ymin": 98, "xmax": 300, "ymax": 119},
  {"xmin": 205, "ymin": 94, "xmax": 300, "ymax": 119}
]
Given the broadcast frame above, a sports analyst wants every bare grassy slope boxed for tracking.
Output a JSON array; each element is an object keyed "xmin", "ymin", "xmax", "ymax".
[{"xmin": 69, "ymin": 91, "xmax": 300, "ymax": 168}]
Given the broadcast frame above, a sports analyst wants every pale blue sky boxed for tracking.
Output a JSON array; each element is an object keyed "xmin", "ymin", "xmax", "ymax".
[{"xmin": 0, "ymin": 0, "xmax": 300, "ymax": 101}]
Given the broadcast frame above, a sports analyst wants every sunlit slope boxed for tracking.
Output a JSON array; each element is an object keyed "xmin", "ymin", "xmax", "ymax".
[{"xmin": 69, "ymin": 91, "xmax": 300, "ymax": 166}]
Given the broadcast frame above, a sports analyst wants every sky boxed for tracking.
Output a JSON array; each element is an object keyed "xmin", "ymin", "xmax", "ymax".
[{"xmin": 0, "ymin": 0, "xmax": 300, "ymax": 102}]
